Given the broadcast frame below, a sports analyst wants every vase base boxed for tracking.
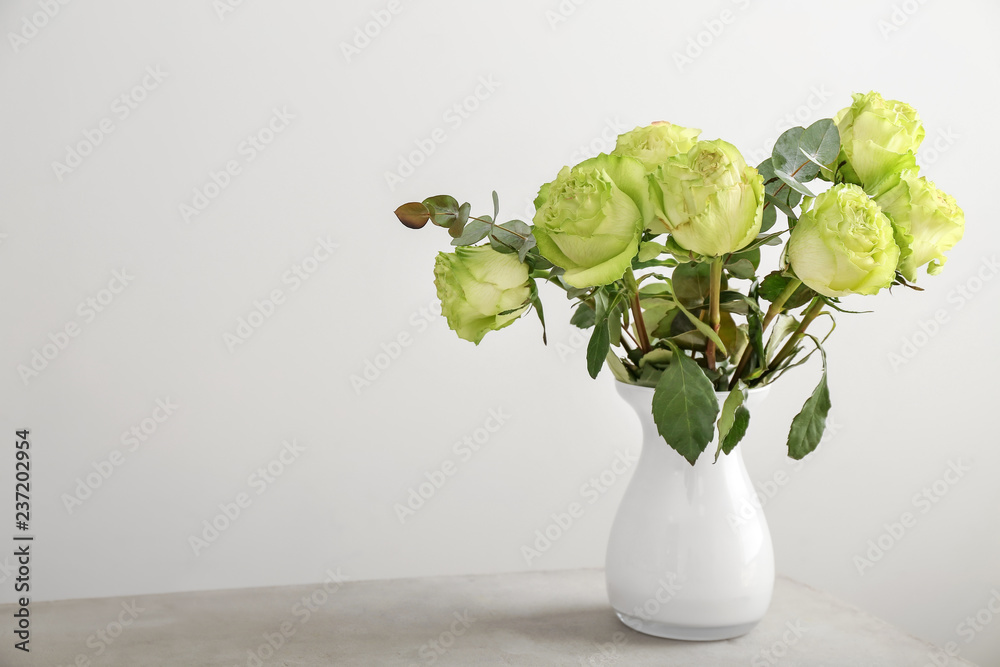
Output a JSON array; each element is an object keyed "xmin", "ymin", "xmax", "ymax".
[{"xmin": 615, "ymin": 611, "xmax": 759, "ymax": 641}]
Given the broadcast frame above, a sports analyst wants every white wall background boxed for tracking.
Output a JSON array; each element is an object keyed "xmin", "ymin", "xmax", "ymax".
[{"xmin": 1, "ymin": 0, "xmax": 998, "ymax": 663}]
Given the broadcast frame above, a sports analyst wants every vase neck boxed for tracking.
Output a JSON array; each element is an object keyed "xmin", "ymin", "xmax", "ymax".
[{"xmin": 615, "ymin": 381, "xmax": 768, "ymax": 469}]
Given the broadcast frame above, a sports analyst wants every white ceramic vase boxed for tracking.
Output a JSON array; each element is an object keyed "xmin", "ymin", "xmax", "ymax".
[{"xmin": 605, "ymin": 381, "xmax": 774, "ymax": 641}]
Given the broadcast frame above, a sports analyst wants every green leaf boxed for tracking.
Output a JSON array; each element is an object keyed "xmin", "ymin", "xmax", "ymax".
[
  {"xmin": 715, "ymin": 386, "xmax": 744, "ymax": 462},
  {"xmin": 798, "ymin": 119, "xmax": 840, "ymax": 171},
  {"xmin": 786, "ymin": 339, "xmax": 831, "ymax": 460},
  {"xmin": 586, "ymin": 319, "xmax": 610, "ymax": 379},
  {"xmin": 638, "ymin": 241, "xmax": 668, "ymax": 262},
  {"xmin": 652, "ymin": 342, "xmax": 720, "ymax": 465},
  {"xmin": 764, "ymin": 192, "xmax": 797, "ymax": 219},
  {"xmin": 492, "ymin": 190, "xmax": 500, "ymax": 219},
  {"xmin": 639, "ymin": 347, "xmax": 673, "ymax": 367},
  {"xmin": 774, "ymin": 169, "xmax": 815, "ymax": 197},
  {"xmin": 765, "ymin": 313, "xmax": 799, "ymax": 361},
  {"xmin": 570, "ymin": 302, "xmax": 596, "ymax": 329},
  {"xmin": 531, "ymin": 289, "xmax": 547, "ymax": 345},
  {"xmin": 759, "ymin": 272, "xmax": 815, "ymax": 309},
  {"xmin": 423, "ymin": 195, "xmax": 461, "ymax": 228},
  {"xmin": 606, "ymin": 351, "xmax": 631, "ymax": 383},
  {"xmin": 672, "ymin": 261, "xmax": 711, "ymax": 306},
  {"xmin": 489, "ymin": 220, "xmax": 536, "ymax": 262},
  {"xmin": 760, "ymin": 203, "xmax": 777, "ymax": 233},
  {"xmin": 673, "ymin": 298, "xmax": 727, "ymax": 357},
  {"xmin": 395, "ymin": 202, "xmax": 431, "ymax": 229},
  {"xmin": 719, "ymin": 291, "xmax": 762, "ymax": 316},
  {"xmin": 451, "ymin": 219, "xmax": 491, "ymax": 246},
  {"xmin": 771, "ymin": 127, "xmax": 806, "ymax": 178},
  {"xmin": 721, "ymin": 407, "xmax": 750, "ymax": 457}
]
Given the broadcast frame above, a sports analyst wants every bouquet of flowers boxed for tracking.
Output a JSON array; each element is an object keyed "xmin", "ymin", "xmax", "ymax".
[{"xmin": 394, "ymin": 92, "xmax": 964, "ymax": 465}]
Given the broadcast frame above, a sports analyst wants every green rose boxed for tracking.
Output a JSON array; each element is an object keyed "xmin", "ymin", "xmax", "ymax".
[
  {"xmin": 532, "ymin": 153, "xmax": 651, "ymax": 288},
  {"xmin": 434, "ymin": 246, "xmax": 531, "ymax": 345},
  {"xmin": 649, "ymin": 139, "xmax": 764, "ymax": 257},
  {"xmin": 787, "ymin": 183, "xmax": 900, "ymax": 297},
  {"xmin": 874, "ymin": 171, "xmax": 965, "ymax": 282},
  {"xmin": 611, "ymin": 121, "xmax": 701, "ymax": 173},
  {"xmin": 833, "ymin": 91, "xmax": 924, "ymax": 192}
]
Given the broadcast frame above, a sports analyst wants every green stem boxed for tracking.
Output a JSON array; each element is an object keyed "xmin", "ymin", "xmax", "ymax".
[
  {"xmin": 729, "ymin": 278, "xmax": 803, "ymax": 389},
  {"xmin": 624, "ymin": 268, "xmax": 651, "ymax": 354},
  {"xmin": 769, "ymin": 297, "xmax": 825, "ymax": 370},
  {"xmin": 704, "ymin": 257, "xmax": 724, "ymax": 371}
]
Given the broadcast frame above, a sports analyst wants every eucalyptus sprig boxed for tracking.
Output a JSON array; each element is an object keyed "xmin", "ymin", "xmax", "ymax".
[{"xmin": 394, "ymin": 91, "xmax": 966, "ymax": 465}]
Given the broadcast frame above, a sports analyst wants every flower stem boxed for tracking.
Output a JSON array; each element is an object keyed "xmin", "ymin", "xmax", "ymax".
[
  {"xmin": 729, "ymin": 278, "xmax": 803, "ymax": 389},
  {"xmin": 769, "ymin": 296, "xmax": 825, "ymax": 370},
  {"xmin": 704, "ymin": 257, "xmax": 724, "ymax": 371},
  {"xmin": 624, "ymin": 268, "xmax": 651, "ymax": 354}
]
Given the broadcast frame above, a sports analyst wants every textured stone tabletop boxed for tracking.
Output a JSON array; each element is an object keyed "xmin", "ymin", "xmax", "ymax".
[{"xmin": 0, "ymin": 569, "xmax": 976, "ymax": 666}]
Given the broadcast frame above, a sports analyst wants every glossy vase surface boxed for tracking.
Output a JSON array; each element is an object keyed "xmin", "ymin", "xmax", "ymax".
[{"xmin": 605, "ymin": 381, "xmax": 774, "ymax": 641}]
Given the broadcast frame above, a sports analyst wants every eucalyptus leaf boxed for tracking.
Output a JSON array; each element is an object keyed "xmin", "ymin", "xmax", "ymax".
[
  {"xmin": 489, "ymin": 220, "xmax": 536, "ymax": 262},
  {"xmin": 652, "ymin": 342, "xmax": 720, "ymax": 465},
  {"xmin": 423, "ymin": 195, "xmax": 461, "ymax": 228},
  {"xmin": 774, "ymin": 169, "xmax": 816, "ymax": 197},
  {"xmin": 394, "ymin": 202, "xmax": 431, "ymax": 229},
  {"xmin": 798, "ymin": 119, "xmax": 840, "ymax": 170},
  {"xmin": 760, "ymin": 203, "xmax": 777, "ymax": 233},
  {"xmin": 771, "ymin": 127, "xmax": 805, "ymax": 176}
]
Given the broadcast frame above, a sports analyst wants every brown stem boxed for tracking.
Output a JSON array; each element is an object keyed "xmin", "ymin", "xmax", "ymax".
[
  {"xmin": 624, "ymin": 268, "xmax": 651, "ymax": 354},
  {"xmin": 728, "ymin": 278, "xmax": 803, "ymax": 389},
  {"xmin": 704, "ymin": 258, "xmax": 724, "ymax": 371}
]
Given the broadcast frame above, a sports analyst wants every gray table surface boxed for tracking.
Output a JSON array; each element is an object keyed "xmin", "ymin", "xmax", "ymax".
[{"xmin": 0, "ymin": 569, "xmax": 977, "ymax": 666}]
